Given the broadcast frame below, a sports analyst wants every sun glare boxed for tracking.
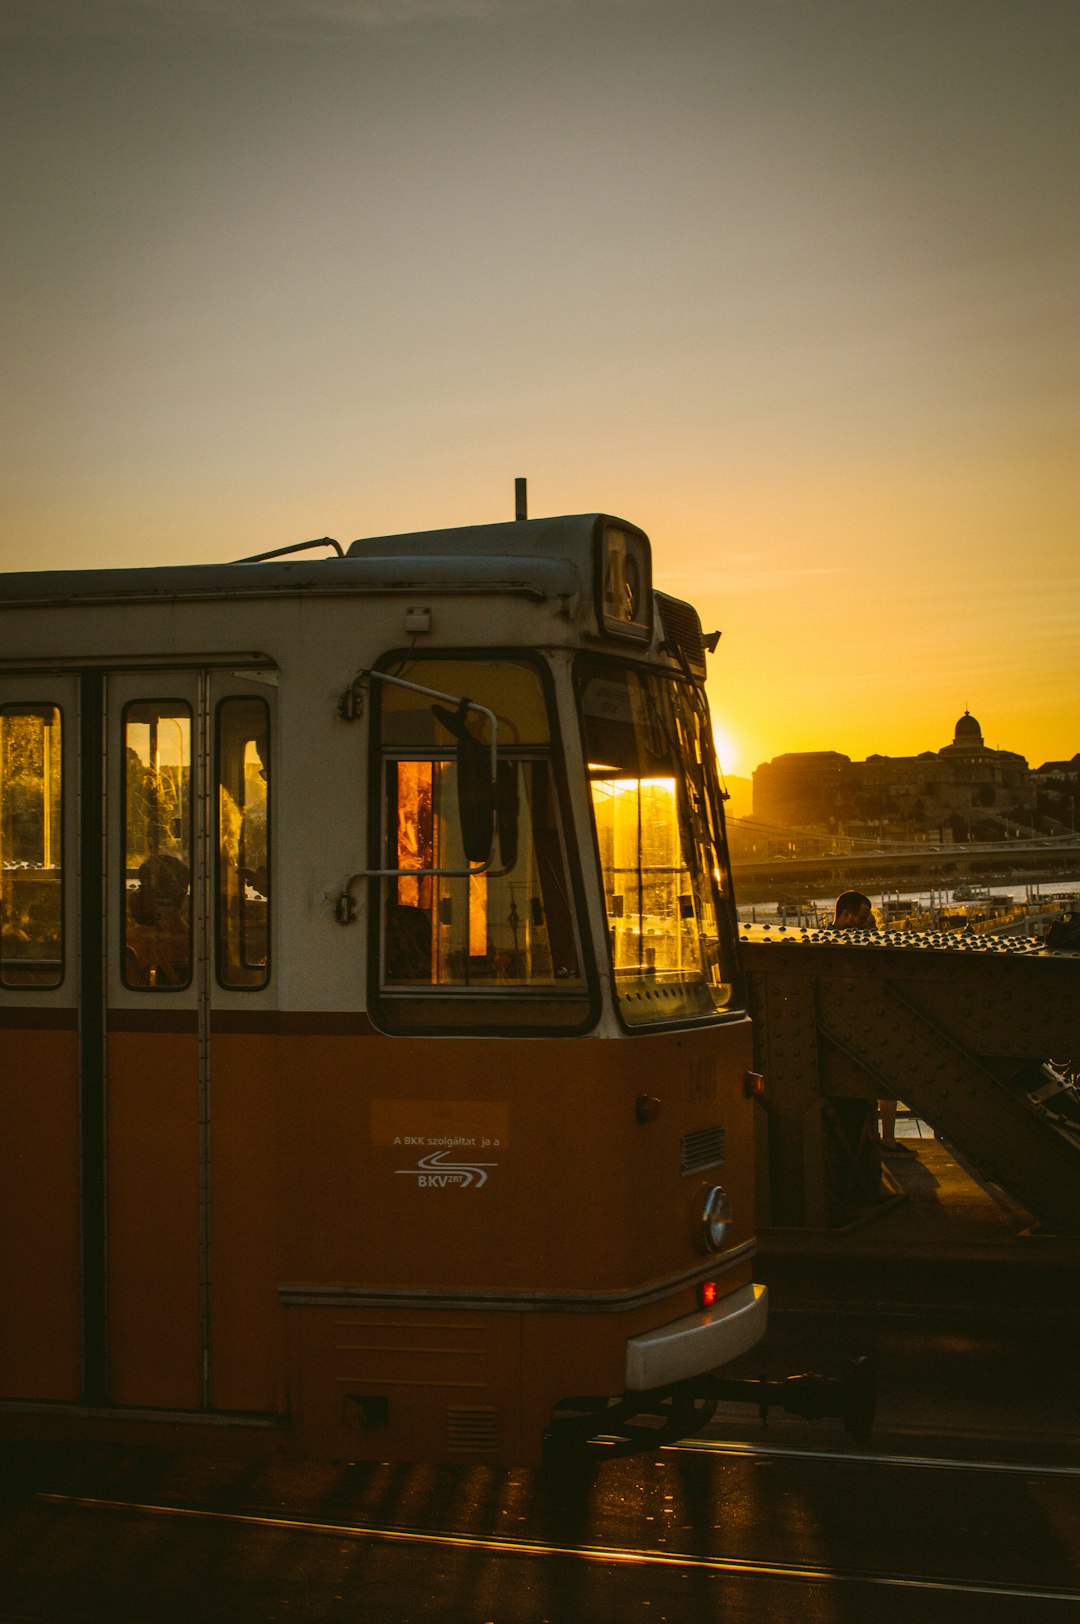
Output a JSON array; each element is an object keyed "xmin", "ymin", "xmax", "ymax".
[{"xmin": 711, "ymin": 723, "xmax": 741, "ymax": 778}]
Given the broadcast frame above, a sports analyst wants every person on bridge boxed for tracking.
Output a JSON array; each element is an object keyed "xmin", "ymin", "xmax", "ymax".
[
  {"xmin": 1047, "ymin": 910, "xmax": 1080, "ymax": 951},
  {"xmin": 832, "ymin": 891, "xmax": 918, "ymax": 1157}
]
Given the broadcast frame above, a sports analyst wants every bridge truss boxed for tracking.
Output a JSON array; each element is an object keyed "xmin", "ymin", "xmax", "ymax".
[{"xmin": 740, "ymin": 925, "xmax": 1080, "ymax": 1235}]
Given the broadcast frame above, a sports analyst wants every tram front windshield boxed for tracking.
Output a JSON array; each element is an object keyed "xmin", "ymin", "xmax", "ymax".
[{"xmin": 579, "ymin": 663, "xmax": 738, "ymax": 1026}]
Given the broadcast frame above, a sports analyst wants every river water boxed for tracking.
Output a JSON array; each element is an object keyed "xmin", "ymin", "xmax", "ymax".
[{"xmin": 735, "ymin": 878, "xmax": 1080, "ymax": 927}]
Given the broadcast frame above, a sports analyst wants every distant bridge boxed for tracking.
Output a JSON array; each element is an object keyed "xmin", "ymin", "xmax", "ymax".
[{"xmin": 731, "ymin": 835, "xmax": 1080, "ymax": 902}]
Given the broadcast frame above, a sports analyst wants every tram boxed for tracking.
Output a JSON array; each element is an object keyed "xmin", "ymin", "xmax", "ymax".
[{"xmin": 0, "ymin": 510, "xmax": 772, "ymax": 1466}]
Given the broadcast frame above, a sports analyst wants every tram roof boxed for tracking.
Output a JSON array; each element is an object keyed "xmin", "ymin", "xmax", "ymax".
[{"xmin": 0, "ymin": 513, "xmax": 625, "ymax": 609}]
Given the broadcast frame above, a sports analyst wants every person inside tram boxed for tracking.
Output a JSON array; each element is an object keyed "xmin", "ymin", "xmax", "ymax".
[
  {"xmin": 384, "ymin": 897, "xmax": 433, "ymax": 981},
  {"xmin": 832, "ymin": 890, "xmax": 917, "ymax": 1157},
  {"xmin": 127, "ymin": 851, "xmax": 191, "ymax": 986}
]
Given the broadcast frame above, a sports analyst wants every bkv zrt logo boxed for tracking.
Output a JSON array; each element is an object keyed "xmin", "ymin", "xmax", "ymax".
[{"xmin": 395, "ymin": 1148, "xmax": 497, "ymax": 1189}]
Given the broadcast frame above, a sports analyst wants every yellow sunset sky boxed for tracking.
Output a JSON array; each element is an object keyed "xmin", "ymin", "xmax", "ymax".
[{"xmin": 2, "ymin": 1, "xmax": 1077, "ymax": 778}]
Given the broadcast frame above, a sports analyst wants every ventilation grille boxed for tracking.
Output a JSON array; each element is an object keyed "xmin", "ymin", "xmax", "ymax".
[
  {"xmin": 656, "ymin": 592, "xmax": 708, "ymax": 678},
  {"xmin": 681, "ymin": 1126, "xmax": 726, "ymax": 1176},
  {"xmin": 446, "ymin": 1406, "xmax": 499, "ymax": 1455}
]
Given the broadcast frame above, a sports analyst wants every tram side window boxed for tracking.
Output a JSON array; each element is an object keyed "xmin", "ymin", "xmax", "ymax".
[
  {"xmin": 384, "ymin": 756, "xmax": 580, "ymax": 989},
  {"xmin": 122, "ymin": 702, "xmax": 193, "ymax": 990},
  {"xmin": 216, "ymin": 697, "xmax": 270, "ymax": 989},
  {"xmin": 378, "ymin": 659, "xmax": 584, "ymax": 1001},
  {"xmin": 0, "ymin": 705, "xmax": 63, "ymax": 988}
]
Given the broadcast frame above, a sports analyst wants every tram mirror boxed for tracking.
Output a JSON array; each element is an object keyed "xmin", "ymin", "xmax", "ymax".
[
  {"xmin": 457, "ymin": 737, "xmax": 496, "ymax": 863},
  {"xmin": 496, "ymin": 761, "xmax": 519, "ymax": 870},
  {"xmin": 431, "ymin": 702, "xmax": 496, "ymax": 863}
]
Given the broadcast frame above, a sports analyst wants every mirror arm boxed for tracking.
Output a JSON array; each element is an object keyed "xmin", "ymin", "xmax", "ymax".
[
  {"xmin": 334, "ymin": 670, "xmax": 501, "ymax": 924},
  {"xmin": 340, "ymin": 668, "xmax": 498, "ymax": 785}
]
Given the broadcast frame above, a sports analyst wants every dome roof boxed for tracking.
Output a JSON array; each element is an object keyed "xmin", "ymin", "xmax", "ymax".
[{"xmin": 949, "ymin": 710, "xmax": 985, "ymax": 750}]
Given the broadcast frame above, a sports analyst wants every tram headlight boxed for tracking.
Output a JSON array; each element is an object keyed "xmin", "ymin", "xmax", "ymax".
[{"xmin": 701, "ymin": 1185, "xmax": 732, "ymax": 1252}]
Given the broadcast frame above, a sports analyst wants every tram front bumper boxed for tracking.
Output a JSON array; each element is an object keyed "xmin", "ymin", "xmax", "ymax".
[{"xmin": 624, "ymin": 1281, "xmax": 768, "ymax": 1391}]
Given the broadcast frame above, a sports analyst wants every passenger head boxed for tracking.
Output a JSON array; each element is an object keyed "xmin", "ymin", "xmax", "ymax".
[
  {"xmin": 130, "ymin": 852, "xmax": 190, "ymax": 923},
  {"xmin": 833, "ymin": 890, "xmax": 874, "ymax": 929}
]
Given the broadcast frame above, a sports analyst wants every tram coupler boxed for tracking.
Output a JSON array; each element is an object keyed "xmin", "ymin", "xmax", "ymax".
[{"xmin": 678, "ymin": 1354, "xmax": 877, "ymax": 1443}]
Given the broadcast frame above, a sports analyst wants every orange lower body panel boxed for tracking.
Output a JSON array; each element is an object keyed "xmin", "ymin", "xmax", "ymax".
[{"xmin": 1, "ymin": 1018, "xmax": 758, "ymax": 1464}]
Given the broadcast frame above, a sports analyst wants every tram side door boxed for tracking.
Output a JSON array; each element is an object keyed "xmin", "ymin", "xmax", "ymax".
[
  {"xmin": 102, "ymin": 670, "xmax": 208, "ymax": 1410},
  {"xmin": 0, "ymin": 674, "xmax": 80, "ymax": 1404},
  {"xmin": 3, "ymin": 665, "xmax": 270, "ymax": 1416}
]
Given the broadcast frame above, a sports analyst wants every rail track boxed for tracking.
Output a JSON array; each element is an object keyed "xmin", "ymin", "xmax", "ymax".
[{"xmin": 13, "ymin": 1439, "xmax": 1079, "ymax": 1621}]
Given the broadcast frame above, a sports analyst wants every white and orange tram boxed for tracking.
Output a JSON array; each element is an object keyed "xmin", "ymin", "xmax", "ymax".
[{"xmin": 0, "ymin": 510, "xmax": 786, "ymax": 1466}]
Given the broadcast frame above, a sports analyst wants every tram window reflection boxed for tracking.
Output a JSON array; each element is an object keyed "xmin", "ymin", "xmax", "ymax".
[
  {"xmin": 0, "ymin": 704, "xmax": 63, "ymax": 988},
  {"xmin": 216, "ymin": 697, "xmax": 270, "ymax": 989},
  {"xmin": 122, "ymin": 702, "xmax": 192, "ymax": 990},
  {"xmin": 376, "ymin": 657, "xmax": 586, "ymax": 1030},
  {"xmin": 580, "ymin": 664, "xmax": 737, "ymax": 1025},
  {"xmin": 383, "ymin": 755, "xmax": 581, "ymax": 990}
]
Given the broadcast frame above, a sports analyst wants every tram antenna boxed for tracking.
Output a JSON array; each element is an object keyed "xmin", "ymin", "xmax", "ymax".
[{"xmin": 514, "ymin": 477, "xmax": 527, "ymax": 521}]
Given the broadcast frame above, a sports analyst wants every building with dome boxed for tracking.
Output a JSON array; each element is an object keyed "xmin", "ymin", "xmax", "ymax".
[{"xmin": 752, "ymin": 711, "xmax": 1036, "ymax": 839}]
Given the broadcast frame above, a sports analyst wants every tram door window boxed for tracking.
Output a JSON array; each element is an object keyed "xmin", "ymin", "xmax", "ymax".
[
  {"xmin": 122, "ymin": 701, "xmax": 193, "ymax": 990},
  {"xmin": 0, "ymin": 704, "xmax": 63, "ymax": 988},
  {"xmin": 216, "ymin": 696, "xmax": 270, "ymax": 988}
]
